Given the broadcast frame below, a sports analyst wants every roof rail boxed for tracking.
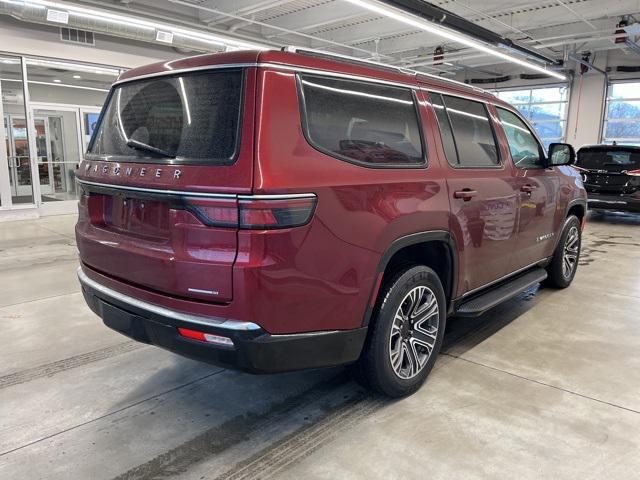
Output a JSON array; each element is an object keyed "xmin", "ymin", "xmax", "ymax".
[{"xmin": 282, "ymin": 46, "xmax": 490, "ymax": 95}]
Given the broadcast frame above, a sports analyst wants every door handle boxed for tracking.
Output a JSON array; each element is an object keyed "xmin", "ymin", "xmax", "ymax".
[
  {"xmin": 453, "ymin": 189, "xmax": 477, "ymax": 201},
  {"xmin": 520, "ymin": 184, "xmax": 537, "ymax": 194}
]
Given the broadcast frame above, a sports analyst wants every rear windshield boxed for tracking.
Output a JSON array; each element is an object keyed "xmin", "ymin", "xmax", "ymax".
[
  {"xmin": 577, "ymin": 148, "xmax": 640, "ymax": 171},
  {"xmin": 88, "ymin": 69, "xmax": 243, "ymax": 163}
]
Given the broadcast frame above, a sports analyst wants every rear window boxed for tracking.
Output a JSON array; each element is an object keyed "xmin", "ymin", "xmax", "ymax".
[
  {"xmin": 88, "ymin": 69, "xmax": 243, "ymax": 163},
  {"xmin": 298, "ymin": 74, "xmax": 424, "ymax": 167},
  {"xmin": 577, "ymin": 148, "xmax": 640, "ymax": 171}
]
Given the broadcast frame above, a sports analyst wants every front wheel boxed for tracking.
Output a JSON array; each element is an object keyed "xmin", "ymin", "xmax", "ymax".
[
  {"xmin": 356, "ymin": 266, "xmax": 446, "ymax": 398},
  {"xmin": 545, "ymin": 215, "xmax": 581, "ymax": 288}
]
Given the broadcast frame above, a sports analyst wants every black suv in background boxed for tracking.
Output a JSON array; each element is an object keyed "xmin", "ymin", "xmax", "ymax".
[{"xmin": 576, "ymin": 145, "xmax": 640, "ymax": 213}]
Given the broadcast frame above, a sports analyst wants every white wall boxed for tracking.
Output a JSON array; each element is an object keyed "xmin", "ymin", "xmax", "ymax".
[{"xmin": 0, "ymin": 16, "xmax": 183, "ymax": 69}]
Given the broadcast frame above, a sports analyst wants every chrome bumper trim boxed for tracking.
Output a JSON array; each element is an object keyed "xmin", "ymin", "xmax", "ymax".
[{"xmin": 77, "ymin": 267, "xmax": 261, "ymax": 331}]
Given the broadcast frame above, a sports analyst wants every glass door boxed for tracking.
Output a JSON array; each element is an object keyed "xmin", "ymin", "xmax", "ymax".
[
  {"xmin": 31, "ymin": 106, "xmax": 82, "ymax": 204},
  {"xmin": 1, "ymin": 56, "xmax": 35, "ymax": 208}
]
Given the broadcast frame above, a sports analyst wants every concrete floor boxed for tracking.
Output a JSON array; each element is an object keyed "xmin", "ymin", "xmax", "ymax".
[{"xmin": 0, "ymin": 211, "xmax": 639, "ymax": 479}]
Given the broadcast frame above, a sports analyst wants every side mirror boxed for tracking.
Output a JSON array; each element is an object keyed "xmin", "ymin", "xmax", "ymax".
[{"xmin": 548, "ymin": 143, "xmax": 576, "ymax": 166}]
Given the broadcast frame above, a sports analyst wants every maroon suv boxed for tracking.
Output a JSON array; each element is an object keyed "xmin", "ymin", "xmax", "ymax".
[{"xmin": 76, "ymin": 48, "xmax": 587, "ymax": 397}]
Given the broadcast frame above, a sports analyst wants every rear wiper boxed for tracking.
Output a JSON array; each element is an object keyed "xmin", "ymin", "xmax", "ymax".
[{"xmin": 126, "ymin": 139, "xmax": 175, "ymax": 159}]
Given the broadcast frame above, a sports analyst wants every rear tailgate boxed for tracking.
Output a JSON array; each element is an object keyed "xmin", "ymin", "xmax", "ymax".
[
  {"xmin": 76, "ymin": 63, "xmax": 257, "ymax": 303},
  {"xmin": 77, "ymin": 182, "xmax": 240, "ymax": 302},
  {"xmin": 577, "ymin": 146, "xmax": 640, "ymax": 194}
]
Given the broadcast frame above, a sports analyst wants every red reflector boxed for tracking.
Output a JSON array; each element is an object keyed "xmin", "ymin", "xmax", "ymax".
[
  {"xmin": 178, "ymin": 327, "xmax": 206, "ymax": 341},
  {"xmin": 239, "ymin": 196, "xmax": 317, "ymax": 229},
  {"xmin": 177, "ymin": 327, "xmax": 234, "ymax": 347}
]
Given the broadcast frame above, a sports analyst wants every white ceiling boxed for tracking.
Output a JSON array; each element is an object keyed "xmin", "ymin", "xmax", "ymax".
[{"xmin": 24, "ymin": 0, "xmax": 640, "ymax": 77}]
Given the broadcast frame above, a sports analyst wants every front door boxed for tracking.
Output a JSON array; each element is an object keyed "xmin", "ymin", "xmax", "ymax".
[
  {"xmin": 429, "ymin": 93, "xmax": 520, "ymax": 295},
  {"xmin": 493, "ymin": 107, "xmax": 558, "ymax": 270}
]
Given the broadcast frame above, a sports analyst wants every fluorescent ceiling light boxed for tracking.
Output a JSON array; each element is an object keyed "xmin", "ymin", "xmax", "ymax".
[
  {"xmin": 343, "ymin": 0, "xmax": 566, "ymax": 81},
  {"xmin": 12, "ymin": 0, "xmax": 269, "ymax": 51},
  {"xmin": 25, "ymin": 58, "xmax": 120, "ymax": 76}
]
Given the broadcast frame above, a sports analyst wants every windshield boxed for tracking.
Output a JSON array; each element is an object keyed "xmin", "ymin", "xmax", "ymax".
[
  {"xmin": 577, "ymin": 148, "xmax": 640, "ymax": 172},
  {"xmin": 88, "ymin": 69, "xmax": 243, "ymax": 163}
]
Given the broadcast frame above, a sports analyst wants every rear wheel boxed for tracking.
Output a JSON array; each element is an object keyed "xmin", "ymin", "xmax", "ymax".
[
  {"xmin": 356, "ymin": 266, "xmax": 446, "ymax": 397},
  {"xmin": 545, "ymin": 215, "xmax": 581, "ymax": 288}
]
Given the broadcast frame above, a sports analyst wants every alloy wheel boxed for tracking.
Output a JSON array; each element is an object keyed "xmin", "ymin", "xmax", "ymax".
[
  {"xmin": 562, "ymin": 225, "xmax": 580, "ymax": 278},
  {"xmin": 388, "ymin": 286, "xmax": 439, "ymax": 380}
]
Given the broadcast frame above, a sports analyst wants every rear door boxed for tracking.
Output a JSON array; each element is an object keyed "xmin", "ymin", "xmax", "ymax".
[
  {"xmin": 76, "ymin": 67, "xmax": 256, "ymax": 303},
  {"xmin": 429, "ymin": 93, "xmax": 520, "ymax": 295},
  {"xmin": 494, "ymin": 107, "xmax": 558, "ymax": 269}
]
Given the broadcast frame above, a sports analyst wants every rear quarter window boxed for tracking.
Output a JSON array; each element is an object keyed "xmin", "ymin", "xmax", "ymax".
[{"xmin": 298, "ymin": 74, "xmax": 425, "ymax": 167}]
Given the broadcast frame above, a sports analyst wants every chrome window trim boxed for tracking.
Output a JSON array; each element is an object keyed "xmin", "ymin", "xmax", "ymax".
[
  {"xmin": 77, "ymin": 179, "xmax": 236, "ymax": 198},
  {"xmin": 77, "ymin": 267, "xmax": 261, "ymax": 331},
  {"xmin": 77, "ymin": 179, "xmax": 316, "ymax": 200}
]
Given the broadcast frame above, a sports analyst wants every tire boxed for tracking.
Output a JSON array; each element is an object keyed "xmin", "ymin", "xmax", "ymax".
[
  {"xmin": 356, "ymin": 265, "xmax": 446, "ymax": 398},
  {"xmin": 544, "ymin": 215, "xmax": 581, "ymax": 288}
]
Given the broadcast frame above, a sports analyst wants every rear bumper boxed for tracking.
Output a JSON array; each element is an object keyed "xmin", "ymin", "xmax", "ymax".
[
  {"xmin": 587, "ymin": 193, "xmax": 640, "ymax": 213},
  {"xmin": 78, "ymin": 268, "xmax": 367, "ymax": 373}
]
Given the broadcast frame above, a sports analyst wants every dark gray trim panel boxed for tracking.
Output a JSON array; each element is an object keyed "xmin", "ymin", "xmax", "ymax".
[{"xmin": 362, "ymin": 230, "xmax": 458, "ymax": 326}]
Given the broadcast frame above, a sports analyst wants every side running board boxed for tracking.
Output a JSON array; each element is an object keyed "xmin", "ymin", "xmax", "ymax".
[{"xmin": 456, "ymin": 268, "xmax": 548, "ymax": 317}]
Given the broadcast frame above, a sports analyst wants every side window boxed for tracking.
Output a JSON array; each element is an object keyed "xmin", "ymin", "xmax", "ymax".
[
  {"xmin": 442, "ymin": 95, "xmax": 500, "ymax": 167},
  {"xmin": 430, "ymin": 93, "xmax": 458, "ymax": 166},
  {"xmin": 298, "ymin": 75, "xmax": 424, "ymax": 166},
  {"xmin": 497, "ymin": 108, "xmax": 545, "ymax": 169}
]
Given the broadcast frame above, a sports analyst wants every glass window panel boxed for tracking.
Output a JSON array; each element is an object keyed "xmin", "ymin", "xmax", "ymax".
[
  {"xmin": 531, "ymin": 121, "xmax": 564, "ymax": 139},
  {"xmin": 541, "ymin": 138, "xmax": 562, "ymax": 150},
  {"xmin": 605, "ymin": 121, "xmax": 640, "ymax": 139},
  {"xmin": 497, "ymin": 108, "xmax": 544, "ymax": 169},
  {"xmin": 430, "ymin": 93, "xmax": 458, "ymax": 166},
  {"xmin": 442, "ymin": 95, "xmax": 499, "ymax": 167},
  {"xmin": 530, "ymin": 102, "xmax": 565, "ymax": 122},
  {"xmin": 495, "ymin": 85, "xmax": 568, "ymax": 144},
  {"xmin": 607, "ymin": 100, "xmax": 640, "ymax": 120},
  {"xmin": 299, "ymin": 75, "xmax": 424, "ymax": 166},
  {"xmin": 515, "ymin": 104, "xmax": 530, "ymax": 118},
  {"xmin": 530, "ymin": 87, "xmax": 567, "ymax": 103},
  {"xmin": 608, "ymin": 82, "xmax": 640, "ymax": 100},
  {"xmin": 497, "ymin": 89, "xmax": 531, "ymax": 105}
]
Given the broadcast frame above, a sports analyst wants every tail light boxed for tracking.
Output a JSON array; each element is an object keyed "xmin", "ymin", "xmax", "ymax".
[
  {"xmin": 183, "ymin": 194, "xmax": 317, "ymax": 230},
  {"xmin": 183, "ymin": 197, "xmax": 238, "ymax": 227},
  {"xmin": 625, "ymin": 169, "xmax": 640, "ymax": 177},
  {"xmin": 239, "ymin": 196, "xmax": 316, "ymax": 229}
]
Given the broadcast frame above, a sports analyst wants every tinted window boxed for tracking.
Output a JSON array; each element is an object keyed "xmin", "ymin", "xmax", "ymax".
[
  {"xmin": 299, "ymin": 75, "xmax": 424, "ymax": 166},
  {"xmin": 90, "ymin": 70, "xmax": 243, "ymax": 163},
  {"xmin": 497, "ymin": 108, "xmax": 545, "ymax": 169},
  {"xmin": 577, "ymin": 148, "xmax": 640, "ymax": 171},
  {"xmin": 430, "ymin": 93, "xmax": 458, "ymax": 166},
  {"xmin": 442, "ymin": 96, "xmax": 499, "ymax": 167}
]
